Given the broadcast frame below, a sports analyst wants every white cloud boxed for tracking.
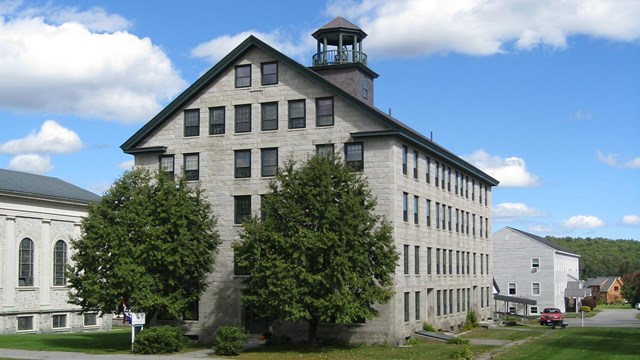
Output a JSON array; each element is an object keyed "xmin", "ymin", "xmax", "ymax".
[
  {"xmin": 117, "ymin": 160, "xmax": 134, "ymax": 170},
  {"xmin": 464, "ymin": 150, "xmax": 539, "ymax": 187},
  {"xmin": 0, "ymin": 4, "xmax": 186, "ymax": 123},
  {"xmin": 528, "ymin": 224, "xmax": 554, "ymax": 234},
  {"xmin": 88, "ymin": 180, "xmax": 111, "ymax": 196},
  {"xmin": 597, "ymin": 150, "xmax": 640, "ymax": 169},
  {"xmin": 573, "ymin": 110, "xmax": 593, "ymax": 120},
  {"xmin": 562, "ymin": 215, "xmax": 605, "ymax": 229},
  {"xmin": 191, "ymin": 29, "xmax": 313, "ymax": 64},
  {"xmin": 7, "ymin": 154, "xmax": 53, "ymax": 174},
  {"xmin": 493, "ymin": 202, "xmax": 547, "ymax": 220},
  {"xmin": 621, "ymin": 215, "xmax": 640, "ymax": 226},
  {"xmin": 0, "ymin": 120, "xmax": 83, "ymax": 154},
  {"xmin": 325, "ymin": 0, "xmax": 640, "ymax": 58}
]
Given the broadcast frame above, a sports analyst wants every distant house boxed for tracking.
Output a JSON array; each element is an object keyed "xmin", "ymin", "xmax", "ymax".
[
  {"xmin": 0, "ymin": 169, "xmax": 112, "ymax": 334},
  {"xmin": 585, "ymin": 277, "xmax": 625, "ymax": 304},
  {"xmin": 493, "ymin": 227, "xmax": 581, "ymax": 315}
]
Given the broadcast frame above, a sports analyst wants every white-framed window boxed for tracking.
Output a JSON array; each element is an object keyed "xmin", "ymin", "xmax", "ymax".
[
  {"xmin": 52, "ymin": 314, "xmax": 67, "ymax": 329},
  {"xmin": 84, "ymin": 313, "xmax": 98, "ymax": 327},
  {"xmin": 532, "ymin": 258, "xmax": 540, "ymax": 271},
  {"xmin": 532, "ymin": 282, "xmax": 540, "ymax": 295},
  {"xmin": 17, "ymin": 316, "xmax": 34, "ymax": 331},
  {"xmin": 508, "ymin": 282, "xmax": 517, "ymax": 295}
]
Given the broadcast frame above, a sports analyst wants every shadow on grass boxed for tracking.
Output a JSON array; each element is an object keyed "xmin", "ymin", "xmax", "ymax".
[{"xmin": 0, "ymin": 330, "xmax": 131, "ymax": 354}]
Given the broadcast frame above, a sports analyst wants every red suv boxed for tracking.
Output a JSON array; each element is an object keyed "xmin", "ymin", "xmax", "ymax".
[{"xmin": 539, "ymin": 307, "xmax": 564, "ymax": 326}]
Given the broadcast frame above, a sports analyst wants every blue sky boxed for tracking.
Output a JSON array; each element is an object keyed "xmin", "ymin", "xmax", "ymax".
[{"xmin": 0, "ymin": 0, "xmax": 638, "ymax": 240}]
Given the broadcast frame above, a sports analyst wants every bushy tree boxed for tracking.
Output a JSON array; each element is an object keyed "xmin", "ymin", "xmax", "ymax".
[
  {"xmin": 234, "ymin": 155, "xmax": 398, "ymax": 344},
  {"xmin": 621, "ymin": 272, "xmax": 640, "ymax": 306},
  {"xmin": 68, "ymin": 168, "xmax": 220, "ymax": 322}
]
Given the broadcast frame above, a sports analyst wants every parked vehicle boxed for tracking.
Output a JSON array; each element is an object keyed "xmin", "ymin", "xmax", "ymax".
[
  {"xmin": 540, "ymin": 307, "xmax": 566, "ymax": 328},
  {"xmin": 635, "ymin": 303, "xmax": 640, "ymax": 310}
]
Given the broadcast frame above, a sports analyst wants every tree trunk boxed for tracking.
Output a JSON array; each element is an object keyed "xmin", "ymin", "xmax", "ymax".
[{"xmin": 308, "ymin": 316, "xmax": 320, "ymax": 344}]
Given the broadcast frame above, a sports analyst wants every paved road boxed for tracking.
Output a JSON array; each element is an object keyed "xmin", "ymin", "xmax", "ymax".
[{"xmin": 563, "ymin": 308, "xmax": 640, "ymax": 328}]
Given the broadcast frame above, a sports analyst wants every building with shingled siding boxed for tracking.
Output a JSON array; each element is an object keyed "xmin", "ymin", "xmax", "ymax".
[
  {"xmin": 0, "ymin": 168, "xmax": 112, "ymax": 334},
  {"xmin": 121, "ymin": 17, "xmax": 498, "ymax": 344}
]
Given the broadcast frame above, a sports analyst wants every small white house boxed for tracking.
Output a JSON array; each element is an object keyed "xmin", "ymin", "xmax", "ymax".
[
  {"xmin": 0, "ymin": 168, "xmax": 112, "ymax": 334},
  {"xmin": 493, "ymin": 227, "xmax": 580, "ymax": 315}
]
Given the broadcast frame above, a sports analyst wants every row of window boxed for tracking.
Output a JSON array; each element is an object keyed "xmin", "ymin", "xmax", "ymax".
[
  {"xmin": 18, "ymin": 238, "xmax": 67, "ymax": 287},
  {"xmin": 401, "ymin": 145, "xmax": 489, "ymax": 206},
  {"xmin": 159, "ymin": 142, "xmax": 365, "ymax": 181},
  {"xmin": 402, "ymin": 193, "xmax": 489, "ymax": 238},
  {"xmin": 435, "ymin": 287, "xmax": 491, "ymax": 317},
  {"xmin": 183, "ymin": 97, "xmax": 335, "ymax": 137},
  {"xmin": 508, "ymin": 282, "xmax": 541, "ymax": 296},
  {"xmin": 235, "ymin": 62, "xmax": 278, "ymax": 88},
  {"xmin": 402, "ymin": 246, "xmax": 490, "ymax": 276},
  {"xmin": 17, "ymin": 313, "xmax": 99, "ymax": 331}
]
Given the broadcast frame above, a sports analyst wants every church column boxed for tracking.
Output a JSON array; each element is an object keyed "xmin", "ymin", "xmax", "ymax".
[
  {"xmin": 3, "ymin": 217, "xmax": 16, "ymax": 310},
  {"xmin": 39, "ymin": 220, "xmax": 51, "ymax": 308}
]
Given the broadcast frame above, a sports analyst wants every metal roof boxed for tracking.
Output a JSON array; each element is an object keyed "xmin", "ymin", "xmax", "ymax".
[
  {"xmin": 494, "ymin": 294, "xmax": 537, "ymax": 306},
  {"xmin": 0, "ymin": 168, "xmax": 100, "ymax": 204}
]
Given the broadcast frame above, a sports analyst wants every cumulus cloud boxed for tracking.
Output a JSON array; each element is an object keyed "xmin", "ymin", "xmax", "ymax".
[
  {"xmin": 0, "ymin": 4, "xmax": 186, "ymax": 123},
  {"xmin": 0, "ymin": 120, "xmax": 82, "ymax": 154},
  {"xmin": 528, "ymin": 224, "xmax": 555, "ymax": 234},
  {"xmin": 464, "ymin": 150, "xmax": 539, "ymax": 187},
  {"xmin": 117, "ymin": 160, "xmax": 135, "ymax": 170},
  {"xmin": 191, "ymin": 29, "xmax": 313, "ymax": 64},
  {"xmin": 325, "ymin": 0, "xmax": 640, "ymax": 58},
  {"xmin": 7, "ymin": 154, "xmax": 53, "ymax": 174},
  {"xmin": 562, "ymin": 215, "xmax": 605, "ymax": 229},
  {"xmin": 597, "ymin": 150, "xmax": 640, "ymax": 169},
  {"xmin": 621, "ymin": 215, "xmax": 640, "ymax": 226},
  {"xmin": 493, "ymin": 202, "xmax": 547, "ymax": 220}
]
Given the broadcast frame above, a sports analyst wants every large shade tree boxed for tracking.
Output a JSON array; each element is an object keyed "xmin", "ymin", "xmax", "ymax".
[
  {"xmin": 68, "ymin": 168, "xmax": 220, "ymax": 323},
  {"xmin": 234, "ymin": 155, "xmax": 398, "ymax": 343},
  {"xmin": 621, "ymin": 272, "xmax": 640, "ymax": 307}
]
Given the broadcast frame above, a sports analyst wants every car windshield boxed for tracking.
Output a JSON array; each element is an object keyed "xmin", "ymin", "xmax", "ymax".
[{"xmin": 544, "ymin": 309, "xmax": 559, "ymax": 313}]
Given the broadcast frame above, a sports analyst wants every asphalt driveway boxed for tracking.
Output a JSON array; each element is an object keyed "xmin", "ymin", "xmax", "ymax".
[{"xmin": 563, "ymin": 308, "xmax": 640, "ymax": 328}]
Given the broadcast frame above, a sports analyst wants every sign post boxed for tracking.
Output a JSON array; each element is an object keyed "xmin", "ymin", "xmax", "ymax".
[{"xmin": 130, "ymin": 313, "xmax": 145, "ymax": 352}]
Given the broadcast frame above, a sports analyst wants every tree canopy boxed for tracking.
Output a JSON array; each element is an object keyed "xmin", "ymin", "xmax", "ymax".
[
  {"xmin": 546, "ymin": 236, "xmax": 640, "ymax": 279},
  {"xmin": 234, "ymin": 155, "xmax": 398, "ymax": 343},
  {"xmin": 621, "ymin": 272, "xmax": 640, "ymax": 306},
  {"xmin": 68, "ymin": 168, "xmax": 220, "ymax": 322}
]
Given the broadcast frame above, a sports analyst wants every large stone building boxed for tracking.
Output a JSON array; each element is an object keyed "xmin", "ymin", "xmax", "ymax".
[
  {"xmin": 121, "ymin": 17, "xmax": 498, "ymax": 344},
  {"xmin": 0, "ymin": 169, "xmax": 112, "ymax": 334}
]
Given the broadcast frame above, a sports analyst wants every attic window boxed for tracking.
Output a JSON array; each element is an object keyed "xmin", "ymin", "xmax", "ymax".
[
  {"xmin": 235, "ymin": 65, "xmax": 251, "ymax": 88},
  {"xmin": 261, "ymin": 62, "xmax": 278, "ymax": 85}
]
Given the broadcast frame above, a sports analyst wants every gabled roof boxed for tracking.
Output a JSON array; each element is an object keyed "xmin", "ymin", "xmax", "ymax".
[
  {"xmin": 501, "ymin": 227, "xmax": 578, "ymax": 256},
  {"xmin": 0, "ymin": 168, "xmax": 100, "ymax": 204},
  {"xmin": 585, "ymin": 276, "xmax": 621, "ymax": 292},
  {"xmin": 120, "ymin": 35, "xmax": 498, "ymax": 186}
]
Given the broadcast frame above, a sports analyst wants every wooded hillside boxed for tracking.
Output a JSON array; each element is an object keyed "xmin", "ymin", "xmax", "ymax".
[{"xmin": 546, "ymin": 236, "xmax": 640, "ymax": 279}]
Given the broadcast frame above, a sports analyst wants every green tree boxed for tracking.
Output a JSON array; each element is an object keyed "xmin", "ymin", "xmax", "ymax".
[
  {"xmin": 234, "ymin": 155, "xmax": 398, "ymax": 344},
  {"xmin": 68, "ymin": 168, "xmax": 220, "ymax": 323},
  {"xmin": 621, "ymin": 272, "xmax": 640, "ymax": 306}
]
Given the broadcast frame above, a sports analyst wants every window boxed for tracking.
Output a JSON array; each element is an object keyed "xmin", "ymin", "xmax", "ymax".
[
  {"xmin": 235, "ymin": 104, "xmax": 251, "ymax": 133},
  {"xmin": 17, "ymin": 316, "xmax": 33, "ymax": 331},
  {"xmin": 447, "ymin": 167, "xmax": 451, "ymax": 191},
  {"xmin": 427, "ymin": 247, "xmax": 432, "ymax": 275},
  {"xmin": 209, "ymin": 106, "xmax": 225, "ymax": 134},
  {"xmin": 426, "ymin": 157, "xmax": 431, "ymax": 184},
  {"xmin": 472, "ymin": 179, "xmax": 476, "ymax": 200},
  {"xmin": 404, "ymin": 292, "xmax": 410, "ymax": 322},
  {"xmin": 413, "ymin": 195, "xmax": 419, "ymax": 224},
  {"xmin": 362, "ymin": 75, "xmax": 369, "ymax": 99},
  {"xmin": 480, "ymin": 253, "xmax": 484, "ymax": 274},
  {"xmin": 183, "ymin": 109, "xmax": 200, "ymax": 137},
  {"xmin": 261, "ymin": 102, "xmax": 278, "ymax": 131},
  {"xmin": 52, "ymin": 314, "xmax": 67, "ymax": 329},
  {"xmin": 473, "ymin": 253, "xmax": 477, "ymax": 274},
  {"xmin": 53, "ymin": 240, "xmax": 67, "ymax": 286},
  {"xmin": 235, "ymin": 150, "xmax": 251, "ymax": 178},
  {"xmin": 402, "ymin": 145, "xmax": 408, "ymax": 175},
  {"xmin": 184, "ymin": 153, "xmax": 199, "ymax": 181},
  {"xmin": 531, "ymin": 306, "xmax": 538, "ymax": 314},
  {"xmin": 486, "ymin": 254, "xmax": 489, "ymax": 274},
  {"xmin": 457, "ymin": 289, "xmax": 461, "ymax": 312},
  {"xmin": 235, "ymin": 64, "xmax": 251, "ymax": 88},
  {"xmin": 414, "ymin": 245, "xmax": 420, "ymax": 274},
  {"xmin": 472, "ymin": 214, "xmax": 476, "ymax": 236},
  {"xmin": 462, "ymin": 289, "xmax": 466, "ymax": 311},
  {"xmin": 455, "ymin": 209, "xmax": 459, "ymax": 232},
  {"xmin": 261, "ymin": 62, "xmax": 277, "ymax": 85},
  {"xmin": 435, "ymin": 202, "xmax": 440, "ymax": 229},
  {"xmin": 448, "ymin": 206, "xmax": 452, "ymax": 231},
  {"xmin": 532, "ymin": 258, "xmax": 540, "ymax": 271},
  {"xmin": 456, "ymin": 251, "xmax": 460, "ymax": 274},
  {"xmin": 413, "ymin": 151, "xmax": 418, "ymax": 179},
  {"xmin": 441, "ymin": 166, "xmax": 445, "ymax": 189},
  {"xmin": 402, "ymin": 192, "xmax": 408, "ymax": 222},
  {"xmin": 435, "ymin": 162, "xmax": 439, "ymax": 187},
  {"xmin": 19, "ymin": 238, "xmax": 34, "ymax": 286},
  {"xmin": 480, "ymin": 216, "xmax": 483, "ymax": 238},
  {"xmin": 442, "ymin": 249, "xmax": 447, "ymax": 275},
  {"xmin": 533, "ymin": 282, "xmax": 540, "ymax": 295},
  {"xmin": 437, "ymin": 290, "xmax": 442, "ymax": 316},
  {"xmin": 426, "ymin": 199, "xmax": 431, "ymax": 226},
  {"xmin": 415, "ymin": 292, "xmax": 421, "ymax": 320},
  {"xmin": 288, "ymin": 100, "xmax": 305, "ymax": 128},
  {"xmin": 455, "ymin": 171, "xmax": 459, "ymax": 194},
  {"xmin": 436, "ymin": 248, "xmax": 441, "ymax": 275},
  {"xmin": 449, "ymin": 289, "xmax": 453, "ymax": 314},
  {"xmin": 461, "ymin": 251, "xmax": 465, "ymax": 275},
  {"xmin": 403, "ymin": 245, "xmax": 409, "ymax": 275},
  {"xmin": 83, "ymin": 313, "xmax": 97, "ymax": 326},
  {"xmin": 316, "ymin": 97, "xmax": 334, "ymax": 126},
  {"xmin": 508, "ymin": 283, "xmax": 516, "ymax": 295},
  {"xmin": 481, "ymin": 287, "xmax": 485, "ymax": 308},
  {"xmin": 261, "ymin": 148, "xmax": 278, "ymax": 177},
  {"xmin": 442, "ymin": 204, "xmax": 446, "ymax": 229},
  {"xmin": 448, "ymin": 250, "xmax": 453, "ymax": 275},
  {"xmin": 234, "ymin": 196, "xmax": 251, "ymax": 224},
  {"xmin": 316, "ymin": 144, "xmax": 334, "ymax": 158},
  {"xmin": 443, "ymin": 290, "xmax": 448, "ymax": 315},
  {"xmin": 345, "ymin": 143, "xmax": 363, "ymax": 170},
  {"xmin": 614, "ymin": 286, "xmax": 619, "ymax": 292},
  {"xmin": 159, "ymin": 155, "xmax": 175, "ymax": 178}
]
